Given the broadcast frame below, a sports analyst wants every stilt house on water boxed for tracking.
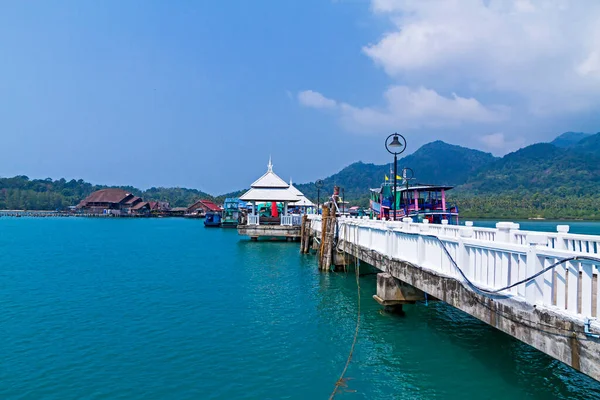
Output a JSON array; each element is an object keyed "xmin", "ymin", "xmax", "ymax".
[
  {"xmin": 187, "ymin": 199, "xmax": 220, "ymax": 217},
  {"xmin": 77, "ymin": 188, "xmax": 149, "ymax": 216}
]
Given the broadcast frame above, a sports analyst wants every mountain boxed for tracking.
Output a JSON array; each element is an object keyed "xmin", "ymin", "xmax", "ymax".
[
  {"xmin": 4, "ymin": 132, "xmax": 600, "ymax": 218},
  {"xmin": 459, "ymin": 141, "xmax": 600, "ymax": 196},
  {"xmin": 573, "ymin": 132, "xmax": 600, "ymax": 154},
  {"xmin": 293, "ymin": 141, "xmax": 496, "ymax": 202},
  {"xmin": 550, "ymin": 131, "xmax": 592, "ymax": 148}
]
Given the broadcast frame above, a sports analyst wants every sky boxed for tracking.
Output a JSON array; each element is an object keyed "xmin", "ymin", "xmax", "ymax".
[{"xmin": 1, "ymin": 0, "xmax": 600, "ymax": 194}]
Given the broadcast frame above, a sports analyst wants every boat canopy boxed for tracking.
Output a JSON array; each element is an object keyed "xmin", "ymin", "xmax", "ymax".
[{"xmin": 398, "ymin": 185, "xmax": 453, "ymax": 192}]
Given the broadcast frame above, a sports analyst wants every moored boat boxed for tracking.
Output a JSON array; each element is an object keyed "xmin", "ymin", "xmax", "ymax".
[
  {"xmin": 204, "ymin": 211, "xmax": 222, "ymax": 227},
  {"xmin": 370, "ymin": 180, "xmax": 459, "ymax": 224},
  {"xmin": 221, "ymin": 198, "xmax": 245, "ymax": 228}
]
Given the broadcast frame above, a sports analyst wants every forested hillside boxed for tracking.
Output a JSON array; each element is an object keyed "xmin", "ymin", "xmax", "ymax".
[
  {"xmin": 3, "ymin": 132, "xmax": 600, "ymax": 219},
  {"xmin": 294, "ymin": 141, "xmax": 495, "ymax": 201},
  {"xmin": 0, "ymin": 176, "xmax": 212, "ymax": 210}
]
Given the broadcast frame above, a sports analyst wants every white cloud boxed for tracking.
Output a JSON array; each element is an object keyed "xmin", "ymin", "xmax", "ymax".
[
  {"xmin": 300, "ymin": 0, "xmax": 600, "ymax": 152},
  {"xmin": 298, "ymin": 90, "xmax": 337, "ymax": 109},
  {"xmin": 299, "ymin": 86, "xmax": 507, "ymax": 133},
  {"xmin": 478, "ymin": 132, "xmax": 525, "ymax": 154},
  {"xmin": 364, "ymin": 0, "xmax": 600, "ymax": 113}
]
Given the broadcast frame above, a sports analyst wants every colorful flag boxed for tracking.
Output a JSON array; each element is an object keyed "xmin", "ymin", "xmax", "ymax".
[{"xmin": 384, "ymin": 175, "xmax": 389, "ymax": 181}]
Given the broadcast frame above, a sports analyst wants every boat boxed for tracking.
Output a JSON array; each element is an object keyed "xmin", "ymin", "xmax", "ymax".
[
  {"xmin": 221, "ymin": 198, "xmax": 245, "ymax": 228},
  {"xmin": 370, "ymin": 180, "xmax": 459, "ymax": 224},
  {"xmin": 204, "ymin": 211, "xmax": 222, "ymax": 227}
]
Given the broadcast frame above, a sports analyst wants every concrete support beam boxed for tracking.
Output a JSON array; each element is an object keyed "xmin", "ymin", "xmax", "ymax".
[
  {"xmin": 373, "ymin": 272, "xmax": 427, "ymax": 305},
  {"xmin": 339, "ymin": 240, "xmax": 600, "ymax": 382}
]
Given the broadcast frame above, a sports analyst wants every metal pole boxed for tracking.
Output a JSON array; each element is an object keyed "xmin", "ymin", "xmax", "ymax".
[
  {"xmin": 342, "ymin": 188, "xmax": 345, "ymax": 216},
  {"xmin": 317, "ymin": 189, "xmax": 320, "ymax": 215},
  {"xmin": 393, "ymin": 153, "xmax": 397, "ymax": 221}
]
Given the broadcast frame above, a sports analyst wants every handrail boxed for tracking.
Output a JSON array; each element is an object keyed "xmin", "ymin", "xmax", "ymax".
[{"xmin": 312, "ymin": 216, "xmax": 600, "ymax": 321}]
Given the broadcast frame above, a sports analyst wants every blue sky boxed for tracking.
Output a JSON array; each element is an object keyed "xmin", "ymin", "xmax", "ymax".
[{"xmin": 1, "ymin": 1, "xmax": 600, "ymax": 194}]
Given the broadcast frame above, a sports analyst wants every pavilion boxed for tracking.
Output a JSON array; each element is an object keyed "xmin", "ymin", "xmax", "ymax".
[
  {"xmin": 287, "ymin": 179, "xmax": 315, "ymax": 213},
  {"xmin": 239, "ymin": 158, "xmax": 299, "ymax": 224}
]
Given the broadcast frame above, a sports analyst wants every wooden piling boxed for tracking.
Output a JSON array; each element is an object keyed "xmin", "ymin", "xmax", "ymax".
[
  {"xmin": 318, "ymin": 205, "xmax": 336, "ymax": 271},
  {"xmin": 300, "ymin": 214, "xmax": 310, "ymax": 254},
  {"xmin": 302, "ymin": 216, "xmax": 311, "ymax": 254}
]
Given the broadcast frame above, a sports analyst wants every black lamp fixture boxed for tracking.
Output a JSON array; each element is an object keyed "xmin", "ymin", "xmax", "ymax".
[
  {"xmin": 315, "ymin": 179, "xmax": 324, "ymax": 215},
  {"xmin": 385, "ymin": 133, "xmax": 407, "ymax": 221}
]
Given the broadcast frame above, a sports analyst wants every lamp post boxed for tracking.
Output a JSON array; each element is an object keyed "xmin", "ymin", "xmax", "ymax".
[
  {"xmin": 315, "ymin": 179, "xmax": 324, "ymax": 215},
  {"xmin": 341, "ymin": 187, "xmax": 345, "ymax": 215},
  {"xmin": 385, "ymin": 133, "xmax": 407, "ymax": 221}
]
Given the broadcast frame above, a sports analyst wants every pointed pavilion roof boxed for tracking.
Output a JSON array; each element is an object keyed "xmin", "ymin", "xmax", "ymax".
[
  {"xmin": 240, "ymin": 158, "xmax": 299, "ymax": 202},
  {"xmin": 249, "ymin": 157, "xmax": 289, "ymax": 189},
  {"xmin": 287, "ymin": 178, "xmax": 315, "ymax": 207}
]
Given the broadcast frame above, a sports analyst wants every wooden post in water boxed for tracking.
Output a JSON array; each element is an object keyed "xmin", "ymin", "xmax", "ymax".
[
  {"xmin": 319, "ymin": 205, "xmax": 336, "ymax": 271},
  {"xmin": 319, "ymin": 206, "xmax": 329, "ymax": 270},
  {"xmin": 303, "ymin": 217, "xmax": 312, "ymax": 254},
  {"xmin": 300, "ymin": 215, "xmax": 311, "ymax": 254}
]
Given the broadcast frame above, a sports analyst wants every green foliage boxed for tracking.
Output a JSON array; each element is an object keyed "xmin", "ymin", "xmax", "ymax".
[
  {"xmin": 293, "ymin": 141, "xmax": 495, "ymax": 203},
  {"xmin": 0, "ymin": 176, "xmax": 213, "ymax": 210},
  {"xmin": 4, "ymin": 132, "xmax": 600, "ymax": 220}
]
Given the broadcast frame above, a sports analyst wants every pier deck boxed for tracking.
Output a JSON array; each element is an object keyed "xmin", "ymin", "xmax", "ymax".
[{"xmin": 307, "ymin": 215, "xmax": 600, "ymax": 382}]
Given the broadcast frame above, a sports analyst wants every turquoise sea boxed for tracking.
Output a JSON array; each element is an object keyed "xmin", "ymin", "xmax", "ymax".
[{"xmin": 1, "ymin": 218, "xmax": 600, "ymax": 399}]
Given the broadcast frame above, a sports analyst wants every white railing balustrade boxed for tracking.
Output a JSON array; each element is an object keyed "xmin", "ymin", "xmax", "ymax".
[
  {"xmin": 248, "ymin": 215, "xmax": 259, "ymax": 225},
  {"xmin": 281, "ymin": 215, "xmax": 293, "ymax": 226},
  {"xmin": 308, "ymin": 215, "xmax": 600, "ymax": 323}
]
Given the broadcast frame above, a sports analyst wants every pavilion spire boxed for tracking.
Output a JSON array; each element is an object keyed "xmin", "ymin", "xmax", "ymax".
[{"xmin": 268, "ymin": 156, "xmax": 273, "ymax": 172}]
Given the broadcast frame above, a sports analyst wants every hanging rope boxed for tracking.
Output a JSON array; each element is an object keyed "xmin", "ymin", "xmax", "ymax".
[{"xmin": 329, "ymin": 223, "xmax": 361, "ymax": 400}]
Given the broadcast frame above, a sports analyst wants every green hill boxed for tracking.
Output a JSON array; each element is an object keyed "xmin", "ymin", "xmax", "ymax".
[
  {"xmin": 294, "ymin": 141, "xmax": 495, "ymax": 203},
  {"xmin": 4, "ymin": 131, "xmax": 600, "ymax": 219},
  {"xmin": 550, "ymin": 131, "xmax": 593, "ymax": 148},
  {"xmin": 0, "ymin": 176, "xmax": 213, "ymax": 210}
]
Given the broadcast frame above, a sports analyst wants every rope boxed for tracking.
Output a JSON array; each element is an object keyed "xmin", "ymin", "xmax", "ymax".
[{"xmin": 329, "ymin": 223, "xmax": 361, "ymax": 400}]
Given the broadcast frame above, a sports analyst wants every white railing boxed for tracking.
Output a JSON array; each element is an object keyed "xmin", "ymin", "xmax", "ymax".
[
  {"xmin": 308, "ymin": 215, "xmax": 600, "ymax": 323},
  {"xmin": 281, "ymin": 215, "xmax": 293, "ymax": 226},
  {"xmin": 248, "ymin": 215, "xmax": 259, "ymax": 225}
]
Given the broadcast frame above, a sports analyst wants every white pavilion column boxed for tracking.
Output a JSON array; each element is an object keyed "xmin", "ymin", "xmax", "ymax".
[
  {"xmin": 252, "ymin": 201, "xmax": 256, "ymax": 215},
  {"xmin": 284, "ymin": 201, "xmax": 288, "ymax": 216}
]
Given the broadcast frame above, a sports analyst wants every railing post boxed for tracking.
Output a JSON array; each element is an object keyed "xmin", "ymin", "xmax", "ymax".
[
  {"xmin": 441, "ymin": 219, "xmax": 448, "ymax": 236},
  {"xmin": 495, "ymin": 222, "xmax": 512, "ymax": 243},
  {"xmin": 417, "ymin": 221, "xmax": 429, "ymax": 266},
  {"xmin": 459, "ymin": 225, "xmax": 474, "ymax": 281},
  {"xmin": 556, "ymin": 225, "xmax": 570, "ymax": 250},
  {"xmin": 509, "ymin": 223, "xmax": 520, "ymax": 243},
  {"xmin": 526, "ymin": 233, "xmax": 548, "ymax": 304},
  {"xmin": 402, "ymin": 217, "xmax": 412, "ymax": 232}
]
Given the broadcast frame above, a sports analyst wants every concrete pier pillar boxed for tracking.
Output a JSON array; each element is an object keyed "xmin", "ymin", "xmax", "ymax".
[{"xmin": 373, "ymin": 273, "xmax": 427, "ymax": 312}]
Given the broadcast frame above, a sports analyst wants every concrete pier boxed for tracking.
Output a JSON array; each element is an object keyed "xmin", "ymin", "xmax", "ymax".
[
  {"xmin": 306, "ymin": 216, "xmax": 600, "ymax": 383},
  {"xmin": 237, "ymin": 224, "xmax": 300, "ymax": 240}
]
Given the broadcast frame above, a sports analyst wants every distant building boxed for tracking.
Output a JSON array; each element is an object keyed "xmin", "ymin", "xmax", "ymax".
[
  {"xmin": 149, "ymin": 201, "xmax": 170, "ymax": 212},
  {"xmin": 187, "ymin": 199, "xmax": 220, "ymax": 216},
  {"xmin": 77, "ymin": 188, "xmax": 149, "ymax": 216},
  {"xmin": 168, "ymin": 207, "xmax": 188, "ymax": 217}
]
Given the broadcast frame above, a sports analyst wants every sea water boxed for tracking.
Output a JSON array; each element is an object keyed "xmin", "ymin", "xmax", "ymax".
[{"xmin": 1, "ymin": 218, "xmax": 600, "ymax": 399}]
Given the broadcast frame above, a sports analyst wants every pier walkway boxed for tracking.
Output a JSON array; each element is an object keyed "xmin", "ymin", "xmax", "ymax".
[{"xmin": 307, "ymin": 215, "xmax": 600, "ymax": 382}]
